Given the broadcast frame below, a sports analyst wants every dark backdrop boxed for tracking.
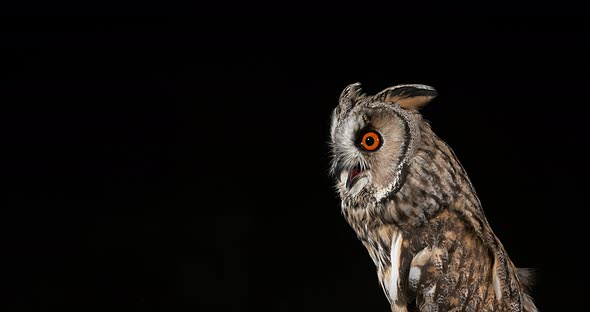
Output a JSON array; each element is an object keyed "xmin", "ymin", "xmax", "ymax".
[{"xmin": 2, "ymin": 6, "xmax": 588, "ymax": 312}]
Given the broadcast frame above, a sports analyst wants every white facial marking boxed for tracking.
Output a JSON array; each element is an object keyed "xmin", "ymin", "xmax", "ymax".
[
  {"xmin": 349, "ymin": 177, "xmax": 368, "ymax": 197},
  {"xmin": 389, "ymin": 231, "xmax": 403, "ymax": 303},
  {"xmin": 340, "ymin": 170, "xmax": 348, "ymax": 186}
]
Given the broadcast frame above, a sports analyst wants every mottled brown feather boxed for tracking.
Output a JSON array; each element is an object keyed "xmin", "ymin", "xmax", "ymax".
[{"xmin": 330, "ymin": 83, "xmax": 538, "ymax": 312}]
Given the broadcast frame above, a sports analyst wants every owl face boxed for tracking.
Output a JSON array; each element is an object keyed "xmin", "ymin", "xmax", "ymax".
[{"xmin": 330, "ymin": 83, "xmax": 437, "ymax": 201}]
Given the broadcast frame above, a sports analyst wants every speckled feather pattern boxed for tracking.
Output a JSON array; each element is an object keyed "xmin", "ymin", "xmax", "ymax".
[{"xmin": 330, "ymin": 83, "xmax": 538, "ymax": 312}]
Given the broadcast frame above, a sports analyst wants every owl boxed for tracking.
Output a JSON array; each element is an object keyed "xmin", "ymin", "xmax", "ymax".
[{"xmin": 329, "ymin": 83, "xmax": 538, "ymax": 312}]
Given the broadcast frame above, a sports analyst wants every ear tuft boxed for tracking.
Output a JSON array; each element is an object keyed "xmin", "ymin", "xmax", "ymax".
[
  {"xmin": 374, "ymin": 84, "xmax": 437, "ymax": 110},
  {"xmin": 339, "ymin": 82, "xmax": 364, "ymax": 103}
]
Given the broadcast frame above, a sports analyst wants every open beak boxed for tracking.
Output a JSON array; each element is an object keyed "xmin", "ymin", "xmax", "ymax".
[{"xmin": 346, "ymin": 165, "xmax": 363, "ymax": 190}]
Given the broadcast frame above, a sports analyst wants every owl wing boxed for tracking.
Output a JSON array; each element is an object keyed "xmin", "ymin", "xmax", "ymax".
[
  {"xmin": 406, "ymin": 246, "xmax": 449, "ymax": 311},
  {"xmin": 408, "ymin": 243, "xmax": 497, "ymax": 311},
  {"xmin": 407, "ymin": 238, "xmax": 534, "ymax": 311}
]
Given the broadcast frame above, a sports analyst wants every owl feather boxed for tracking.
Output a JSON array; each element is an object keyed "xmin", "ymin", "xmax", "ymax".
[{"xmin": 329, "ymin": 82, "xmax": 538, "ymax": 312}]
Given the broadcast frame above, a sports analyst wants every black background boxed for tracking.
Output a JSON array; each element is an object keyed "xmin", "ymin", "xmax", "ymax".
[{"xmin": 2, "ymin": 4, "xmax": 589, "ymax": 312}]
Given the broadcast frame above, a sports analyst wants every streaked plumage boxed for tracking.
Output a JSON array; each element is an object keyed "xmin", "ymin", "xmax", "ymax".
[{"xmin": 329, "ymin": 83, "xmax": 537, "ymax": 312}]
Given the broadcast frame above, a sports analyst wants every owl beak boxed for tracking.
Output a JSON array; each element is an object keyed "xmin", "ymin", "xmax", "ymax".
[
  {"xmin": 345, "ymin": 165, "xmax": 363, "ymax": 190},
  {"xmin": 343, "ymin": 165, "xmax": 369, "ymax": 197}
]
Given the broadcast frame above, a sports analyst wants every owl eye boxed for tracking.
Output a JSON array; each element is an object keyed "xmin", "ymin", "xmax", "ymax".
[{"xmin": 359, "ymin": 131, "xmax": 382, "ymax": 151}]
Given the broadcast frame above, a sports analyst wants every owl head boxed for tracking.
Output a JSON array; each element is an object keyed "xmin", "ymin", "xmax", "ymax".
[{"xmin": 329, "ymin": 83, "xmax": 438, "ymax": 202}]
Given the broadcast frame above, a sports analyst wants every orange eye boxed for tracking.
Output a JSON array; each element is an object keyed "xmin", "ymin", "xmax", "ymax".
[{"xmin": 360, "ymin": 131, "xmax": 381, "ymax": 151}]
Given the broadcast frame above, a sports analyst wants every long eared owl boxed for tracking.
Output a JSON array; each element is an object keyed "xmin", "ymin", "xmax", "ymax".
[{"xmin": 329, "ymin": 83, "xmax": 537, "ymax": 312}]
